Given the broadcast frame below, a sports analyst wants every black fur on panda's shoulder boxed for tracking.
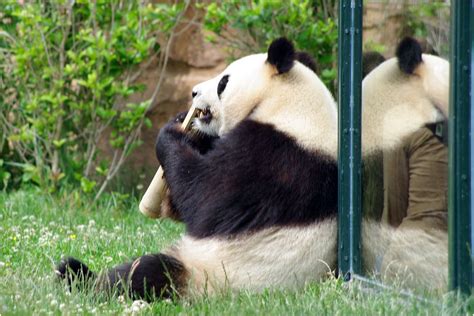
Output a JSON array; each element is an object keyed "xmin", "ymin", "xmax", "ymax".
[
  {"xmin": 295, "ymin": 51, "xmax": 317, "ymax": 73},
  {"xmin": 396, "ymin": 37, "xmax": 423, "ymax": 74},
  {"xmin": 267, "ymin": 37, "xmax": 296, "ymax": 74},
  {"xmin": 156, "ymin": 118, "xmax": 338, "ymax": 239}
]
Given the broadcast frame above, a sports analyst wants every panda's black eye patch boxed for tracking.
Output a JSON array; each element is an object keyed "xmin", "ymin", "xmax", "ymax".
[{"xmin": 217, "ymin": 75, "xmax": 229, "ymax": 98}]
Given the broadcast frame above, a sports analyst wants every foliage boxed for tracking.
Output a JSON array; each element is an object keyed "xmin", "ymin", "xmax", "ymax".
[
  {"xmin": 402, "ymin": 1, "xmax": 450, "ymax": 58},
  {"xmin": 0, "ymin": 0, "xmax": 186, "ymax": 199},
  {"xmin": 1, "ymin": 188, "xmax": 472, "ymax": 315},
  {"xmin": 363, "ymin": 40, "xmax": 386, "ymax": 54},
  {"xmin": 200, "ymin": 0, "xmax": 338, "ymax": 91}
]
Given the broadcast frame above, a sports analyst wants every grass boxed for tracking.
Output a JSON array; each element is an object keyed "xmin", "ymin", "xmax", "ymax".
[{"xmin": 0, "ymin": 188, "xmax": 471, "ymax": 315}]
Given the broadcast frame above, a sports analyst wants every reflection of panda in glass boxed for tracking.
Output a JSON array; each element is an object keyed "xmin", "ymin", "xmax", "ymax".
[
  {"xmin": 363, "ymin": 38, "xmax": 448, "ymax": 233},
  {"xmin": 57, "ymin": 37, "xmax": 449, "ymax": 300},
  {"xmin": 361, "ymin": 37, "xmax": 449, "ymax": 289}
]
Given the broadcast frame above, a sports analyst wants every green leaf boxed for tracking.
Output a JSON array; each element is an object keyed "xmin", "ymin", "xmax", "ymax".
[
  {"xmin": 80, "ymin": 177, "xmax": 97, "ymax": 193},
  {"xmin": 1, "ymin": 0, "xmax": 181, "ymax": 190},
  {"xmin": 52, "ymin": 139, "xmax": 67, "ymax": 148}
]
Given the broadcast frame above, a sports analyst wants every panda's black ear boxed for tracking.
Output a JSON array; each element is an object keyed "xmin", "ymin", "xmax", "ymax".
[
  {"xmin": 396, "ymin": 37, "xmax": 423, "ymax": 74},
  {"xmin": 267, "ymin": 37, "xmax": 295, "ymax": 74}
]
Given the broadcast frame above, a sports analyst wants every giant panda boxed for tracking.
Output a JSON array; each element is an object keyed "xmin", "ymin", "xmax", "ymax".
[
  {"xmin": 56, "ymin": 37, "xmax": 449, "ymax": 300},
  {"xmin": 360, "ymin": 37, "xmax": 449, "ymax": 290},
  {"xmin": 57, "ymin": 38, "xmax": 340, "ymax": 300}
]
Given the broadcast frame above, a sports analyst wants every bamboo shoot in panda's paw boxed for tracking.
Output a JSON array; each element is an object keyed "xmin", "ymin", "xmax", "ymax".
[{"xmin": 139, "ymin": 105, "xmax": 198, "ymax": 219}]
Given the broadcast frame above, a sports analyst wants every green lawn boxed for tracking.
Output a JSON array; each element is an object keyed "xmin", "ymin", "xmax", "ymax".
[{"xmin": 0, "ymin": 189, "xmax": 470, "ymax": 315}]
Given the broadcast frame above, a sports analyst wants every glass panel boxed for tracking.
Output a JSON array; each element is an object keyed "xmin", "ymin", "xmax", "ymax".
[
  {"xmin": 359, "ymin": 1, "xmax": 451, "ymax": 294},
  {"xmin": 448, "ymin": 0, "xmax": 473, "ymax": 294}
]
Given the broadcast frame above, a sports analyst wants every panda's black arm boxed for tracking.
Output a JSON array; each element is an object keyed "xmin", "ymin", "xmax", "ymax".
[
  {"xmin": 155, "ymin": 120, "xmax": 219, "ymax": 222},
  {"xmin": 155, "ymin": 119, "xmax": 251, "ymax": 230},
  {"xmin": 156, "ymin": 119, "xmax": 338, "ymax": 239},
  {"xmin": 187, "ymin": 132, "xmax": 218, "ymax": 154}
]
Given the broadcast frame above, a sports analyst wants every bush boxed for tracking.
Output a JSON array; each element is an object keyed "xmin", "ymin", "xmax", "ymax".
[
  {"xmin": 402, "ymin": 1, "xmax": 450, "ymax": 58},
  {"xmin": 0, "ymin": 0, "xmax": 186, "ymax": 198},
  {"xmin": 200, "ymin": 0, "xmax": 338, "ymax": 91}
]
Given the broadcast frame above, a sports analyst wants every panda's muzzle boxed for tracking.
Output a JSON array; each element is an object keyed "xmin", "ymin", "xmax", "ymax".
[{"xmin": 196, "ymin": 107, "xmax": 213, "ymax": 124}]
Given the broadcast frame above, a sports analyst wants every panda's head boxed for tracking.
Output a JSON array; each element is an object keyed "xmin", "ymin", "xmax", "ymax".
[
  {"xmin": 191, "ymin": 38, "xmax": 337, "ymax": 155},
  {"xmin": 362, "ymin": 37, "xmax": 449, "ymax": 153}
]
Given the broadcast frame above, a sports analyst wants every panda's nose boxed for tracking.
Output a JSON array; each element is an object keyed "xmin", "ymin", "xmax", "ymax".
[{"xmin": 192, "ymin": 91, "xmax": 198, "ymax": 98}]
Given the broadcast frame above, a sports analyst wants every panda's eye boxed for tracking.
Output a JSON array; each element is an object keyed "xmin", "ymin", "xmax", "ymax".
[{"xmin": 217, "ymin": 75, "xmax": 229, "ymax": 99}]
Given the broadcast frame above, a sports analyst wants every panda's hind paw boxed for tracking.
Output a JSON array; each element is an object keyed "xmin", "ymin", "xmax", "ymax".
[{"xmin": 56, "ymin": 257, "xmax": 95, "ymax": 290}]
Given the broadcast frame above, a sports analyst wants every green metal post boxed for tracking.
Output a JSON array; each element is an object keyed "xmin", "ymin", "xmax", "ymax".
[
  {"xmin": 337, "ymin": 0, "xmax": 363, "ymax": 279},
  {"xmin": 471, "ymin": 0, "xmax": 474, "ymax": 289},
  {"xmin": 448, "ymin": 0, "xmax": 473, "ymax": 294}
]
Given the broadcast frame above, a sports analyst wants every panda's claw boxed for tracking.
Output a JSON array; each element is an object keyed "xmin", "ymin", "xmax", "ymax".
[{"xmin": 175, "ymin": 111, "xmax": 188, "ymax": 124}]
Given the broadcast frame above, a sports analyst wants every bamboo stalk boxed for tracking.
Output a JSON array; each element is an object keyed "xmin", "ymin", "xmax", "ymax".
[{"xmin": 139, "ymin": 104, "xmax": 198, "ymax": 218}]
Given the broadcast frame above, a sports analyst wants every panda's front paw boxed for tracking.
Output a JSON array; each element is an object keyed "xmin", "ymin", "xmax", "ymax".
[
  {"xmin": 174, "ymin": 111, "xmax": 188, "ymax": 124},
  {"xmin": 161, "ymin": 120, "xmax": 187, "ymax": 141},
  {"xmin": 155, "ymin": 121, "xmax": 188, "ymax": 166}
]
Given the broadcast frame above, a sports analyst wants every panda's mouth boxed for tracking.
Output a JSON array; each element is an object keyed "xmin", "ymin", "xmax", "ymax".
[{"xmin": 196, "ymin": 107, "xmax": 213, "ymax": 124}]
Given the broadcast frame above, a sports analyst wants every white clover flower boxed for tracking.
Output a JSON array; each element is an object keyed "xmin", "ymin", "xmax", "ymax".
[
  {"xmin": 132, "ymin": 300, "xmax": 149, "ymax": 310},
  {"xmin": 124, "ymin": 300, "xmax": 149, "ymax": 314},
  {"xmin": 118, "ymin": 295, "xmax": 125, "ymax": 303}
]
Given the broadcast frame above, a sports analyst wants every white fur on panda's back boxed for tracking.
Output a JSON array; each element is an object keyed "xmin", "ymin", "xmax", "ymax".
[
  {"xmin": 167, "ymin": 219, "xmax": 337, "ymax": 295},
  {"xmin": 362, "ymin": 220, "xmax": 448, "ymax": 291},
  {"xmin": 251, "ymin": 61, "xmax": 338, "ymax": 157}
]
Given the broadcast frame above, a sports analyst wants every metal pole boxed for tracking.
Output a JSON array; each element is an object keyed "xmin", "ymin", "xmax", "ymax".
[
  {"xmin": 448, "ymin": 0, "xmax": 473, "ymax": 294},
  {"xmin": 337, "ymin": 0, "xmax": 363, "ymax": 280}
]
